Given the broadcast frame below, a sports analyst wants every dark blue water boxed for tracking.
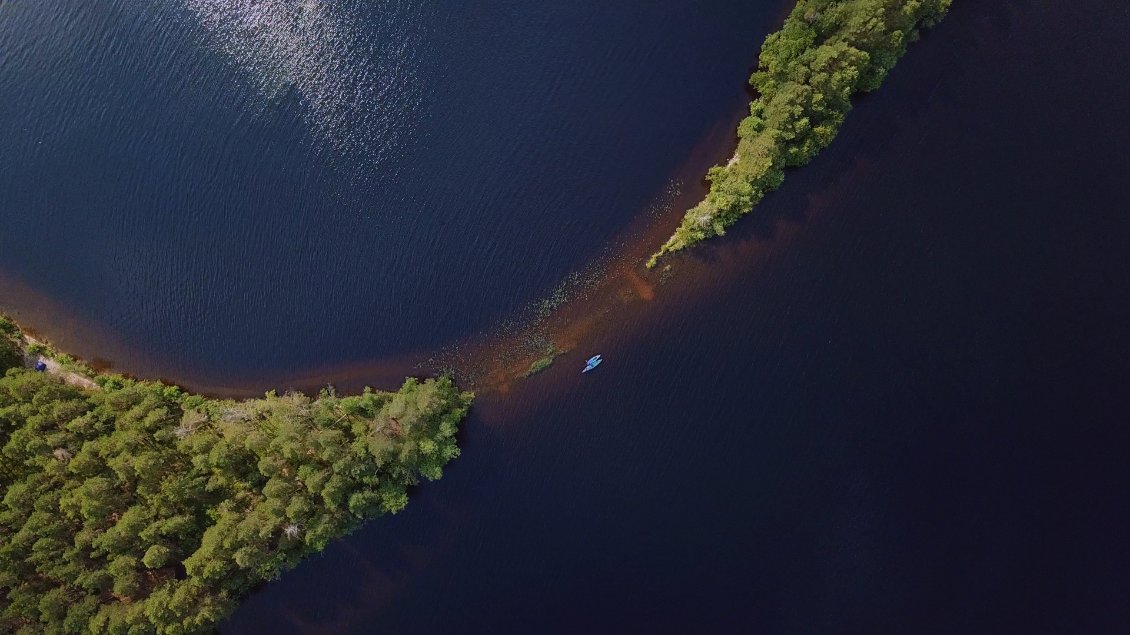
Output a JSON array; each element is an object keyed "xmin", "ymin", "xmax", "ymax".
[
  {"xmin": 0, "ymin": 0, "xmax": 777, "ymax": 382},
  {"xmin": 221, "ymin": 1, "xmax": 1129, "ymax": 632},
  {"xmin": 4, "ymin": 0, "xmax": 1130, "ymax": 632}
]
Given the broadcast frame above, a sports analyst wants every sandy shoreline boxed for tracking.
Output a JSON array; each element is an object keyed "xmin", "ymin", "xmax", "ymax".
[{"xmin": 0, "ymin": 95, "xmax": 753, "ymax": 403}]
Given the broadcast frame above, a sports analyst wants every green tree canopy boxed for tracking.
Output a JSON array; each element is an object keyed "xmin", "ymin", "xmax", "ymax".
[
  {"xmin": 649, "ymin": 0, "xmax": 951, "ymax": 266},
  {"xmin": 0, "ymin": 318, "xmax": 22, "ymax": 374},
  {"xmin": 0, "ymin": 367, "xmax": 472, "ymax": 634}
]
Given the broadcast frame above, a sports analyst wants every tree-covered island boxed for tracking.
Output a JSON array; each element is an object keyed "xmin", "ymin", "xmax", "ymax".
[
  {"xmin": 648, "ymin": 0, "xmax": 951, "ymax": 267},
  {"xmin": 0, "ymin": 316, "xmax": 473, "ymax": 633}
]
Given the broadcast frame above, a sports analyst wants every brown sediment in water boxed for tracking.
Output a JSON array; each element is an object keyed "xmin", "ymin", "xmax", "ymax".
[
  {"xmin": 424, "ymin": 103, "xmax": 752, "ymax": 391},
  {"xmin": 0, "ymin": 272, "xmax": 163, "ymax": 374},
  {"xmin": 0, "ymin": 89, "xmax": 817, "ymax": 413}
]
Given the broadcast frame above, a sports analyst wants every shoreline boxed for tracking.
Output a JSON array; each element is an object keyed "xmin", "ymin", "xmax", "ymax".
[
  {"xmin": 0, "ymin": 0, "xmax": 821, "ymax": 408},
  {"xmin": 0, "ymin": 93, "xmax": 753, "ymax": 401},
  {"xmin": 0, "ymin": 0, "xmax": 949, "ymax": 418},
  {"xmin": 648, "ymin": 0, "xmax": 952, "ymax": 266}
]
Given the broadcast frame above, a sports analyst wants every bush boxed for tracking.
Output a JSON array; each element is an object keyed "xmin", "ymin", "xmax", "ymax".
[
  {"xmin": 522, "ymin": 351, "xmax": 558, "ymax": 378},
  {"xmin": 0, "ymin": 336, "xmax": 22, "ymax": 373}
]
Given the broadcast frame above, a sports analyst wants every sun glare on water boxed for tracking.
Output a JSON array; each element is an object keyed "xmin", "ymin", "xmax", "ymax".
[{"xmin": 183, "ymin": 0, "xmax": 430, "ymax": 171}]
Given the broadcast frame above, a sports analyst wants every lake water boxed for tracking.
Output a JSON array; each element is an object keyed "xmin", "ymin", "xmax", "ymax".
[
  {"xmin": 3, "ymin": 0, "xmax": 1130, "ymax": 633},
  {"xmin": 0, "ymin": 0, "xmax": 778, "ymax": 385}
]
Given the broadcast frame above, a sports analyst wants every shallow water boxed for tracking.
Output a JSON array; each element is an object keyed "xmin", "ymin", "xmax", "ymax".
[{"xmin": 0, "ymin": 0, "xmax": 777, "ymax": 385}]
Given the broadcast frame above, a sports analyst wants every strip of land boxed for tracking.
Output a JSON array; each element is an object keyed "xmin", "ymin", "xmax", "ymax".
[{"xmin": 648, "ymin": 0, "xmax": 951, "ymax": 267}]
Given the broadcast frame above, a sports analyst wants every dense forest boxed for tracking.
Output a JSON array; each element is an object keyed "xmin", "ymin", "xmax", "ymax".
[
  {"xmin": 0, "ymin": 317, "xmax": 473, "ymax": 634},
  {"xmin": 648, "ymin": 0, "xmax": 951, "ymax": 266}
]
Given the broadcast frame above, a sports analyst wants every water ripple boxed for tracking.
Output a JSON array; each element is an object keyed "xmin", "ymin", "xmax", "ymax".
[{"xmin": 183, "ymin": 0, "xmax": 429, "ymax": 173}]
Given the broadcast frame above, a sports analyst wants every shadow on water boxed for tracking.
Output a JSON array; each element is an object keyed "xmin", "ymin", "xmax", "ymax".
[
  {"xmin": 468, "ymin": 0, "xmax": 975, "ymax": 407},
  {"xmin": 439, "ymin": 0, "xmax": 1008, "ymax": 424},
  {"xmin": 221, "ymin": 0, "xmax": 1130, "ymax": 631}
]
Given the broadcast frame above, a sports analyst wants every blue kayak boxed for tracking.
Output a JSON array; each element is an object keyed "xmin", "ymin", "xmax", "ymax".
[{"xmin": 583, "ymin": 355, "xmax": 603, "ymax": 373}]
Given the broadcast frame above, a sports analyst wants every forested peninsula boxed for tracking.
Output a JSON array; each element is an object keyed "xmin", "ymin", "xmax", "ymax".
[
  {"xmin": 648, "ymin": 0, "xmax": 951, "ymax": 267},
  {"xmin": 0, "ymin": 316, "xmax": 473, "ymax": 633}
]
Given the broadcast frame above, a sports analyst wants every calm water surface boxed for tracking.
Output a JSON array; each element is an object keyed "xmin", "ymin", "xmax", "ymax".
[
  {"xmin": 2, "ymin": 0, "xmax": 1130, "ymax": 633},
  {"xmin": 0, "ymin": 0, "xmax": 775, "ymax": 383}
]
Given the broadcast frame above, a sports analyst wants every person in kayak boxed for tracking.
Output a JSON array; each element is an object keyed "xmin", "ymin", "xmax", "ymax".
[{"xmin": 583, "ymin": 355, "xmax": 602, "ymax": 373}]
